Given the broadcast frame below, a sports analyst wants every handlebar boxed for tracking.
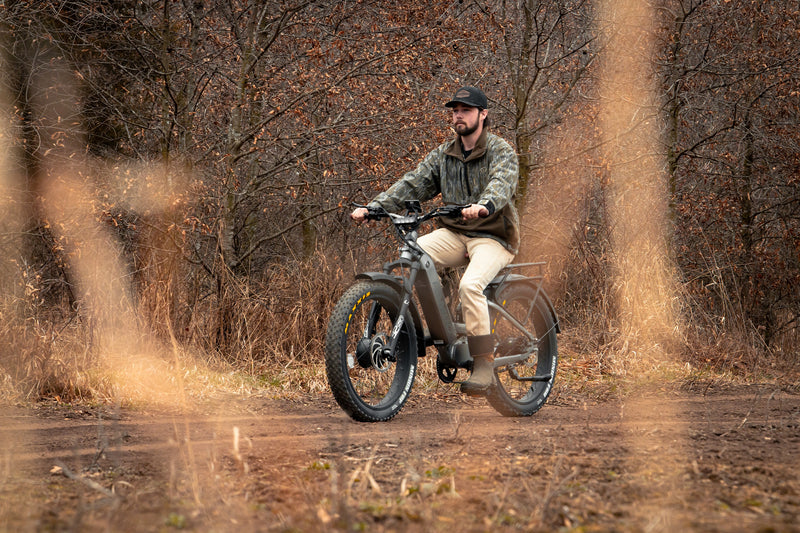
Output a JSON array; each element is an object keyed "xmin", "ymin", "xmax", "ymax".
[
  {"xmin": 351, "ymin": 203, "xmax": 472, "ymax": 224},
  {"xmin": 350, "ymin": 201, "xmax": 489, "ymax": 250}
]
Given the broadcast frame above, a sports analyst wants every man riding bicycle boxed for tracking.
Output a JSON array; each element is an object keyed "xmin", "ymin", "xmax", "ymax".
[{"xmin": 351, "ymin": 86, "xmax": 520, "ymax": 396}]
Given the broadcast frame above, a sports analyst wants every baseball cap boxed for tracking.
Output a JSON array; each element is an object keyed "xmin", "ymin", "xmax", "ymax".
[{"xmin": 445, "ymin": 86, "xmax": 488, "ymax": 109}]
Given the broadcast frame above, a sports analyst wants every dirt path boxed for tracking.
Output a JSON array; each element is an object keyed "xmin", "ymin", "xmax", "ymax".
[{"xmin": 1, "ymin": 384, "xmax": 798, "ymax": 532}]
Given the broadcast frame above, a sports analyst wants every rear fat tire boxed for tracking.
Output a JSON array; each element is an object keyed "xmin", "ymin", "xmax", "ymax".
[
  {"xmin": 324, "ymin": 281, "xmax": 418, "ymax": 422},
  {"xmin": 486, "ymin": 283, "xmax": 558, "ymax": 417}
]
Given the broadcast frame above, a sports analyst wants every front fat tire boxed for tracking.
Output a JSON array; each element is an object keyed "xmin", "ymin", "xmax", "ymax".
[
  {"xmin": 486, "ymin": 284, "xmax": 558, "ymax": 417},
  {"xmin": 324, "ymin": 281, "xmax": 417, "ymax": 422}
]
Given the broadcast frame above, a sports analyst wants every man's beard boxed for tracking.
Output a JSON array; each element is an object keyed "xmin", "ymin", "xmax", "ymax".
[{"xmin": 454, "ymin": 121, "xmax": 478, "ymax": 136}]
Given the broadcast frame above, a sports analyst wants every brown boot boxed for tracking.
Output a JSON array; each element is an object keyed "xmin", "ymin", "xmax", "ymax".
[
  {"xmin": 461, "ymin": 354, "xmax": 494, "ymax": 396},
  {"xmin": 461, "ymin": 335, "xmax": 495, "ymax": 396}
]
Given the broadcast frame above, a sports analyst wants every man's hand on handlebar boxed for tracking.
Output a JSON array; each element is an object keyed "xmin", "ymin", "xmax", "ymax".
[
  {"xmin": 350, "ymin": 206, "xmax": 369, "ymax": 223},
  {"xmin": 461, "ymin": 204, "xmax": 489, "ymax": 220}
]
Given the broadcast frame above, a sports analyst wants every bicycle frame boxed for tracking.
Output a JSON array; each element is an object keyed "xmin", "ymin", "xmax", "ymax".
[
  {"xmin": 356, "ymin": 242, "xmax": 472, "ymax": 369},
  {"xmin": 356, "ymin": 233, "xmax": 554, "ymax": 375}
]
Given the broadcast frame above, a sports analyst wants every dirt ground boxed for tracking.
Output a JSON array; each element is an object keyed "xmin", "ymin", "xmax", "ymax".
[{"xmin": 0, "ymin": 382, "xmax": 798, "ymax": 533}]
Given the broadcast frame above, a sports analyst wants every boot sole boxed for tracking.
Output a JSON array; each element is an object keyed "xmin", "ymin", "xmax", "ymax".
[{"xmin": 460, "ymin": 382, "xmax": 490, "ymax": 397}]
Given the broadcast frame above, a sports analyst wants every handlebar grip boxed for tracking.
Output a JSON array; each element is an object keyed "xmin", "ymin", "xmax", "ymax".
[
  {"xmin": 351, "ymin": 203, "xmax": 388, "ymax": 221},
  {"xmin": 440, "ymin": 204, "xmax": 490, "ymax": 218},
  {"xmin": 439, "ymin": 204, "xmax": 468, "ymax": 218}
]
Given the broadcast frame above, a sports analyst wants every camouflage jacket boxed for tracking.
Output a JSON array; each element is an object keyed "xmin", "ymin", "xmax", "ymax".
[{"xmin": 369, "ymin": 129, "xmax": 520, "ymax": 253}]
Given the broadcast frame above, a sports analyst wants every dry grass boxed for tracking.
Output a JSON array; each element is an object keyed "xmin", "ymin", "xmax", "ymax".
[
  {"xmin": 0, "ymin": 244, "xmax": 351, "ymax": 405},
  {"xmin": 0, "ymin": 232, "xmax": 796, "ymax": 409},
  {"xmin": 184, "ymin": 250, "xmax": 350, "ymax": 392}
]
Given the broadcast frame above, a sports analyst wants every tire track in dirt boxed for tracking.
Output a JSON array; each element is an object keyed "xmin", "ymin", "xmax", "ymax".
[
  {"xmin": 0, "ymin": 396, "xmax": 792, "ymax": 462},
  {"xmin": 2, "ymin": 392, "xmax": 793, "ymax": 465}
]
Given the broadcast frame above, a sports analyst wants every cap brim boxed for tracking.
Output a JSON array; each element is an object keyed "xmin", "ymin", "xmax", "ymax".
[{"xmin": 445, "ymin": 99, "xmax": 478, "ymax": 108}]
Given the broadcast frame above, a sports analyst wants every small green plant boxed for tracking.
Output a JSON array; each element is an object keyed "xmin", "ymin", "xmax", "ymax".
[
  {"xmin": 165, "ymin": 512, "xmax": 187, "ymax": 529},
  {"xmin": 424, "ymin": 465, "xmax": 454, "ymax": 478},
  {"xmin": 308, "ymin": 460, "xmax": 331, "ymax": 471}
]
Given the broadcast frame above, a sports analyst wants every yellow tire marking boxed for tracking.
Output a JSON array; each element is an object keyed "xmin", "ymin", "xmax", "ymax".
[{"xmin": 344, "ymin": 291, "xmax": 371, "ymax": 335}]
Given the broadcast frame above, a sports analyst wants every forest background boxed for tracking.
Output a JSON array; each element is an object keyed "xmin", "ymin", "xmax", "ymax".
[{"xmin": 0, "ymin": 0, "xmax": 797, "ymax": 401}]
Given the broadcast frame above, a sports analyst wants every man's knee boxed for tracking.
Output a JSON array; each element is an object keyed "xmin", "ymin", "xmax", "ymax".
[{"xmin": 459, "ymin": 278, "xmax": 486, "ymax": 300}]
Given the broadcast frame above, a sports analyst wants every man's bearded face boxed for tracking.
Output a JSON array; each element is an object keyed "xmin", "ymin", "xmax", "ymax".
[{"xmin": 451, "ymin": 104, "xmax": 482, "ymax": 136}]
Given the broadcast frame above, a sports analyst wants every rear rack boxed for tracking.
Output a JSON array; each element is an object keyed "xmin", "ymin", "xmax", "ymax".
[
  {"xmin": 503, "ymin": 261, "xmax": 546, "ymax": 274},
  {"xmin": 496, "ymin": 262, "xmax": 546, "ymax": 283}
]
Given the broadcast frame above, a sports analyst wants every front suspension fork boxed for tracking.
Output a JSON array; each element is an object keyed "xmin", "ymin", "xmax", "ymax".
[{"xmin": 381, "ymin": 262, "xmax": 420, "ymax": 360}]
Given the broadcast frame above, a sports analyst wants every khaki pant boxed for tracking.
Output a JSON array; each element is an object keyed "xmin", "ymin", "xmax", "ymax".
[{"xmin": 417, "ymin": 228, "xmax": 515, "ymax": 336}]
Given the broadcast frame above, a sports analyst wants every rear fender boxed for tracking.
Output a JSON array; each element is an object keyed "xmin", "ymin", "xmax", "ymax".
[{"xmin": 355, "ymin": 272, "xmax": 427, "ymax": 356}]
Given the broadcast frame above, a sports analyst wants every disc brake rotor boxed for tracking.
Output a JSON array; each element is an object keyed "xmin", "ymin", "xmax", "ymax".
[{"xmin": 369, "ymin": 333, "xmax": 392, "ymax": 372}]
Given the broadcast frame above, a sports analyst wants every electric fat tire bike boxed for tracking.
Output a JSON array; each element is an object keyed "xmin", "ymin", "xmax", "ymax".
[{"xmin": 324, "ymin": 201, "xmax": 560, "ymax": 422}]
